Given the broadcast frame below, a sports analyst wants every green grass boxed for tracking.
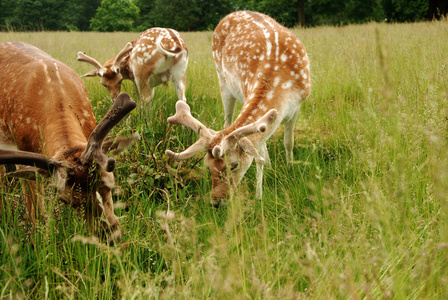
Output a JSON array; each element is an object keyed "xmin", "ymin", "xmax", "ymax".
[{"xmin": 1, "ymin": 20, "xmax": 448, "ymax": 298}]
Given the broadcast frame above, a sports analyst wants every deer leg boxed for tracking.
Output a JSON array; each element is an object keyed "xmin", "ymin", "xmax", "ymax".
[
  {"xmin": 220, "ymin": 88, "xmax": 237, "ymax": 128},
  {"xmin": 258, "ymin": 143, "xmax": 271, "ymax": 168},
  {"xmin": 90, "ymin": 188, "xmax": 122, "ymax": 243},
  {"xmin": 171, "ymin": 54, "xmax": 188, "ymax": 101},
  {"xmin": 217, "ymin": 74, "xmax": 237, "ymax": 128},
  {"xmin": 255, "ymin": 159, "xmax": 264, "ymax": 199},
  {"xmin": 284, "ymin": 109, "xmax": 300, "ymax": 164},
  {"xmin": 24, "ymin": 181, "xmax": 46, "ymax": 224},
  {"xmin": 172, "ymin": 74, "xmax": 187, "ymax": 101},
  {"xmin": 139, "ymin": 80, "xmax": 154, "ymax": 104}
]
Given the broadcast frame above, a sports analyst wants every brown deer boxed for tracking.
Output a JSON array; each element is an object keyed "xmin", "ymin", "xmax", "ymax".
[
  {"xmin": 77, "ymin": 27, "xmax": 188, "ymax": 104},
  {"xmin": 166, "ymin": 11, "xmax": 311, "ymax": 206},
  {"xmin": 0, "ymin": 41, "xmax": 138, "ymax": 242}
]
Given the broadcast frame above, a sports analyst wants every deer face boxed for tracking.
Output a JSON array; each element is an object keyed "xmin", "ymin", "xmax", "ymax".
[
  {"xmin": 77, "ymin": 42, "xmax": 133, "ymax": 101},
  {"xmin": 205, "ymin": 143, "xmax": 255, "ymax": 206},
  {"xmin": 99, "ymin": 67, "xmax": 123, "ymax": 100},
  {"xmin": 57, "ymin": 161, "xmax": 121, "ymax": 240}
]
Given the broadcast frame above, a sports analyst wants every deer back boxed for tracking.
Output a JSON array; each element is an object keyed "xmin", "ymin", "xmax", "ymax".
[
  {"xmin": 212, "ymin": 11, "xmax": 311, "ymax": 135},
  {"xmin": 128, "ymin": 27, "xmax": 188, "ymax": 80},
  {"xmin": 0, "ymin": 41, "xmax": 96, "ymax": 157}
]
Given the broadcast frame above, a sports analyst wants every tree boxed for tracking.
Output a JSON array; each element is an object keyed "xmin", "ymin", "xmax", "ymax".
[
  {"xmin": 382, "ymin": 0, "xmax": 428, "ymax": 22},
  {"xmin": 134, "ymin": 0, "xmax": 156, "ymax": 31},
  {"xmin": 6, "ymin": 0, "xmax": 66, "ymax": 30},
  {"xmin": 297, "ymin": 0, "xmax": 306, "ymax": 27},
  {"xmin": 64, "ymin": 0, "xmax": 102, "ymax": 31},
  {"xmin": 427, "ymin": 0, "xmax": 448, "ymax": 20},
  {"xmin": 90, "ymin": 0, "xmax": 140, "ymax": 32},
  {"xmin": 139, "ymin": 0, "xmax": 232, "ymax": 31}
]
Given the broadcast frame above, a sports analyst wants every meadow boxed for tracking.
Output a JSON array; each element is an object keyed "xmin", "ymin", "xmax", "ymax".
[{"xmin": 1, "ymin": 19, "xmax": 448, "ymax": 299}]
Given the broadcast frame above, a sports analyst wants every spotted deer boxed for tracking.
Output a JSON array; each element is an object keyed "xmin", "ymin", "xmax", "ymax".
[
  {"xmin": 77, "ymin": 27, "xmax": 188, "ymax": 104},
  {"xmin": 166, "ymin": 11, "xmax": 311, "ymax": 206},
  {"xmin": 0, "ymin": 42, "xmax": 138, "ymax": 242}
]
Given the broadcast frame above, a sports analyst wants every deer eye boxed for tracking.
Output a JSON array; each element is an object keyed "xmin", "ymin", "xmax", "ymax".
[{"xmin": 230, "ymin": 162, "xmax": 239, "ymax": 171}]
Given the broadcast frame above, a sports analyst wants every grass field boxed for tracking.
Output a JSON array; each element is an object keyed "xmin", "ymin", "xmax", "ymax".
[{"xmin": 1, "ymin": 19, "xmax": 448, "ymax": 299}]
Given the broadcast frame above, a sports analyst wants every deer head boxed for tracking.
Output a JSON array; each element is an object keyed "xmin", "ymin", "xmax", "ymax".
[
  {"xmin": 166, "ymin": 101, "xmax": 278, "ymax": 206},
  {"xmin": 77, "ymin": 42, "xmax": 133, "ymax": 100}
]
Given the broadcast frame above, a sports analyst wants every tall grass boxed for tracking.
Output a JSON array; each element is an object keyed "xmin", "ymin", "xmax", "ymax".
[{"xmin": 1, "ymin": 19, "xmax": 448, "ymax": 298}]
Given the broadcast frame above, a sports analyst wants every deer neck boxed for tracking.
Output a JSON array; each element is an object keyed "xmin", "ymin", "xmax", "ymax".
[{"xmin": 223, "ymin": 93, "xmax": 281, "ymax": 147}]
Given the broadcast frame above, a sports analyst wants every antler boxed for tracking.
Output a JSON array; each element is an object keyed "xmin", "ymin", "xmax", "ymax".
[
  {"xmin": 227, "ymin": 109, "xmax": 278, "ymax": 141},
  {"xmin": 167, "ymin": 101, "xmax": 213, "ymax": 139},
  {"xmin": 211, "ymin": 109, "xmax": 278, "ymax": 158},
  {"xmin": 81, "ymin": 92, "xmax": 136, "ymax": 171},
  {"xmin": 165, "ymin": 101, "xmax": 214, "ymax": 160},
  {"xmin": 77, "ymin": 52, "xmax": 103, "ymax": 69},
  {"xmin": 112, "ymin": 42, "xmax": 133, "ymax": 73},
  {"xmin": 77, "ymin": 52, "xmax": 106, "ymax": 77},
  {"xmin": 166, "ymin": 139, "xmax": 209, "ymax": 161},
  {"xmin": 0, "ymin": 149, "xmax": 61, "ymax": 171}
]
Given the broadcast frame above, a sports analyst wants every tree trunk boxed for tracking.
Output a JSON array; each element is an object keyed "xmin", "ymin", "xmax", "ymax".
[{"xmin": 297, "ymin": 0, "xmax": 305, "ymax": 27}]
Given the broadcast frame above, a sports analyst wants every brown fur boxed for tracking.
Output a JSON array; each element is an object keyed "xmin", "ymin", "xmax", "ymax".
[
  {"xmin": 79, "ymin": 27, "xmax": 189, "ymax": 103},
  {"xmin": 0, "ymin": 42, "xmax": 134, "ymax": 242}
]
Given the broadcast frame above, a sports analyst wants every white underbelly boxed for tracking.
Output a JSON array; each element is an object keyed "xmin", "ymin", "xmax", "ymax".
[{"xmin": 0, "ymin": 126, "xmax": 16, "ymax": 150}]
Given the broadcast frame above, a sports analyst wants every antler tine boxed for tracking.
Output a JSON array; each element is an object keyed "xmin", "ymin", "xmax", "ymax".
[
  {"xmin": 77, "ymin": 51, "xmax": 104, "ymax": 70},
  {"xmin": 167, "ymin": 101, "xmax": 213, "ymax": 139},
  {"xmin": 227, "ymin": 109, "xmax": 278, "ymax": 141},
  {"xmin": 211, "ymin": 109, "xmax": 278, "ymax": 159},
  {"xmin": 165, "ymin": 139, "xmax": 208, "ymax": 161},
  {"xmin": 112, "ymin": 42, "xmax": 133, "ymax": 73},
  {"xmin": 0, "ymin": 149, "xmax": 59, "ymax": 172},
  {"xmin": 81, "ymin": 92, "xmax": 137, "ymax": 171}
]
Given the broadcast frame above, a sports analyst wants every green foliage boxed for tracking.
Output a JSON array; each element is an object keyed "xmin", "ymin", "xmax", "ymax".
[
  {"xmin": 383, "ymin": 0, "xmax": 429, "ymax": 22},
  {"xmin": 306, "ymin": 0, "xmax": 386, "ymax": 25},
  {"xmin": 90, "ymin": 0, "xmax": 140, "ymax": 32},
  {"xmin": 135, "ymin": 0, "xmax": 232, "ymax": 31},
  {"xmin": 0, "ymin": 0, "xmax": 442, "ymax": 31},
  {"xmin": 234, "ymin": 0, "xmax": 300, "ymax": 27},
  {"xmin": 0, "ymin": 0, "xmax": 101, "ymax": 31}
]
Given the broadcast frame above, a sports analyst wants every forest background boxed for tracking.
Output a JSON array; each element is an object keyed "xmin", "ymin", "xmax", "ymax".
[{"xmin": 1, "ymin": 0, "xmax": 447, "ymax": 32}]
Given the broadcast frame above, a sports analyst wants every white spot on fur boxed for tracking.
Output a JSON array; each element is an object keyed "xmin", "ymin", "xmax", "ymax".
[
  {"xmin": 266, "ymin": 41, "xmax": 272, "ymax": 57},
  {"xmin": 273, "ymin": 77, "xmax": 280, "ymax": 87},
  {"xmin": 282, "ymin": 81, "xmax": 293, "ymax": 89}
]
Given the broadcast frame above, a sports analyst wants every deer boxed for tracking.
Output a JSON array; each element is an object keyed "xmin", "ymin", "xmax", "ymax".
[
  {"xmin": 0, "ymin": 41, "xmax": 138, "ymax": 243},
  {"xmin": 165, "ymin": 11, "xmax": 311, "ymax": 207},
  {"xmin": 77, "ymin": 27, "xmax": 188, "ymax": 105}
]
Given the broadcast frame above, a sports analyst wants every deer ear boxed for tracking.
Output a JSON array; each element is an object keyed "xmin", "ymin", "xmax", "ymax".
[
  {"xmin": 6, "ymin": 166, "xmax": 50, "ymax": 181},
  {"xmin": 81, "ymin": 70, "xmax": 101, "ymax": 78},
  {"xmin": 102, "ymin": 132, "xmax": 140, "ymax": 156},
  {"xmin": 238, "ymin": 138, "xmax": 264, "ymax": 163},
  {"xmin": 111, "ymin": 66, "xmax": 120, "ymax": 74}
]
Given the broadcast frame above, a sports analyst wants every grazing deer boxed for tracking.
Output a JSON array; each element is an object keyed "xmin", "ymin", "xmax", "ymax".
[
  {"xmin": 166, "ymin": 11, "xmax": 311, "ymax": 206},
  {"xmin": 77, "ymin": 27, "xmax": 188, "ymax": 104},
  {"xmin": 0, "ymin": 42, "xmax": 138, "ymax": 242}
]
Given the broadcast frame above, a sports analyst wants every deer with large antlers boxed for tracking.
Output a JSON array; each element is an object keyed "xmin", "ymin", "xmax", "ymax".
[
  {"xmin": 166, "ymin": 11, "xmax": 311, "ymax": 206},
  {"xmin": 0, "ymin": 42, "xmax": 138, "ymax": 242},
  {"xmin": 77, "ymin": 27, "xmax": 188, "ymax": 104}
]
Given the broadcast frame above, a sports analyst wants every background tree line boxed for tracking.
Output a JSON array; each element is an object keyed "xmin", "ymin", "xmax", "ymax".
[{"xmin": 0, "ymin": 0, "xmax": 446, "ymax": 32}]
